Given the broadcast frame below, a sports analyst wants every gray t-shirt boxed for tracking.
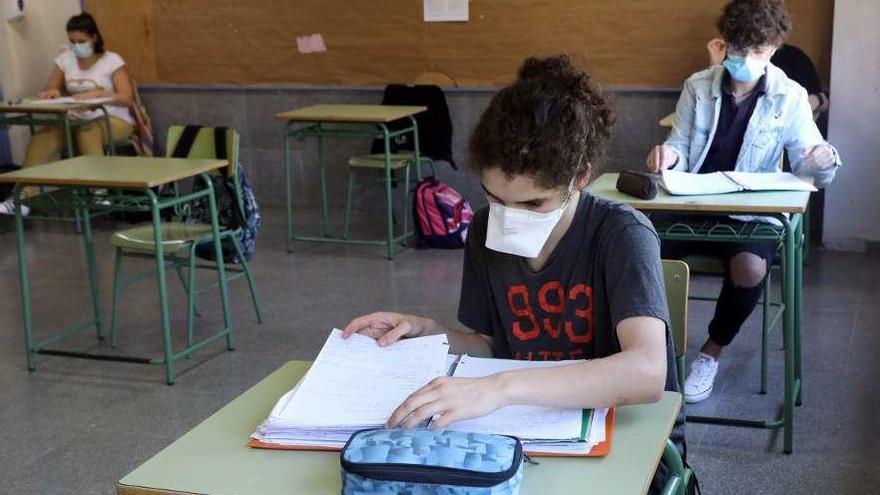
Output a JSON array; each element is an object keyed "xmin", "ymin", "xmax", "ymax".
[{"xmin": 457, "ymin": 192, "xmax": 685, "ymax": 457}]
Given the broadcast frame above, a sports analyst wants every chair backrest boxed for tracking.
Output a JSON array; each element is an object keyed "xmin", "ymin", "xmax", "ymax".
[
  {"xmin": 165, "ymin": 125, "xmax": 239, "ymax": 179},
  {"xmin": 662, "ymin": 259, "xmax": 690, "ymax": 391},
  {"xmin": 369, "ymin": 84, "xmax": 455, "ymax": 168}
]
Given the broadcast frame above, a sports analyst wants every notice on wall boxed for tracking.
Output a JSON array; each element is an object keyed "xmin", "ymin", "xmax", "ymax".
[
  {"xmin": 424, "ymin": 0, "xmax": 468, "ymax": 22},
  {"xmin": 296, "ymin": 33, "xmax": 327, "ymax": 54}
]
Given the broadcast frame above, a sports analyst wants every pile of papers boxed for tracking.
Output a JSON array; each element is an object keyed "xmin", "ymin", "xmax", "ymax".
[{"xmin": 251, "ymin": 329, "xmax": 611, "ymax": 456}]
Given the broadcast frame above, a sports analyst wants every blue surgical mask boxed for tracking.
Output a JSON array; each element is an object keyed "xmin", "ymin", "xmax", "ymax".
[
  {"xmin": 723, "ymin": 55, "xmax": 768, "ymax": 83},
  {"xmin": 71, "ymin": 41, "xmax": 94, "ymax": 59}
]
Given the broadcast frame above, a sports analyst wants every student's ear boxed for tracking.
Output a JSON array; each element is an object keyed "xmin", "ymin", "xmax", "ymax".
[{"xmin": 574, "ymin": 164, "xmax": 592, "ymax": 190}]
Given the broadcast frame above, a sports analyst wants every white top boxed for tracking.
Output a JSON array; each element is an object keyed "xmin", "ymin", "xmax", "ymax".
[{"xmin": 54, "ymin": 49, "xmax": 134, "ymax": 124}]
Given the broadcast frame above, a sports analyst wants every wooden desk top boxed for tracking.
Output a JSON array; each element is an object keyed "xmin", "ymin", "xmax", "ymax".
[
  {"xmin": 275, "ymin": 104, "xmax": 427, "ymax": 123},
  {"xmin": 117, "ymin": 360, "xmax": 681, "ymax": 495},
  {"xmin": 587, "ymin": 173, "xmax": 810, "ymax": 214},
  {"xmin": 659, "ymin": 113, "xmax": 675, "ymax": 128},
  {"xmin": 0, "ymin": 156, "xmax": 228, "ymax": 189}
]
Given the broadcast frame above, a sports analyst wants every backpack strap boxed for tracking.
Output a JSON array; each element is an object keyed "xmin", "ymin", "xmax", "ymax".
[
  {"xmin": 213, "ymin": 126, "xmax": 228, "ymax": 160},
  {"xmin": 170, "ymin": 125, "xmax": 203, "ymax": 158},
  {"xmin": 212, "ymin": 126, "xmax": 247, "ymax": 231}
]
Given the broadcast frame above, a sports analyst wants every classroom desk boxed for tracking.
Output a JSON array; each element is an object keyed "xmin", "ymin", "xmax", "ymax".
[
  {"xmin": 117, "ymin": 360, "xmax": 683, "ymax": 495},
  {"xmin": 0, "ymin": 100, "xmax": 118, "ymax": 230},
  {"xmin": 276, "ymin": 104, "xmax": 427, "ymax": 259},
  {"xmin": 659, "ymin": 112, "xmax": 675, "ymax": 128},
  {"xmin": 0, "ymin": 155, "xmax": 233, "ymax": 384},
  {"xmin": 587, "ymin": 173, "xmax": 806, "ymax": 454}
]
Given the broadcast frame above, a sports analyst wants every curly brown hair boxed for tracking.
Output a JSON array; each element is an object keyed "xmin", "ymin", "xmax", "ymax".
[
  {"xmin": 468, "ymin": 54, "xmax": 614, "ymax": 189},
  {"xmin": 717, "ymin": 0, "xmax": 791, "ymax": 50}
]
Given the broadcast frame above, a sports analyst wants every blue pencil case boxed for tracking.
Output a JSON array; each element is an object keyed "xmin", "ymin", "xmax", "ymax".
[{"xmin": 340, "ymin": 428, "xmax": 524, "ymax": 495}]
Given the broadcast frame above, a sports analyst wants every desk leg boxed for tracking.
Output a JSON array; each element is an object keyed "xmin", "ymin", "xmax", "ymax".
[
  {"xmin": 80, "ymin": 203, "xmax": 103, "ymax": 340},
  {"xmin": 204, "ymin": 175, "xmax": 233, "ymax": 351},
  {"xmin": 381, "ymin": 125, "xmax": 394, "ymax": 260},
  {"xmin": 318, "ymin": 127, "xmax": 329, "ymax": 238},
  {"xmin": 794, "ymin": 215, "xmax": 804, "ymax": 406},
  {"xmin": 63, "ymin": 117, "xmax": 84, "ymax": 235},
  {"xmin": 148, "ymin": 191, "xmax": 176, "ymax": 385},
  {"xmin": 781, "ymin": 215, "xmax": 796, "ymax": 454},
  {"xmin": 284, "ymin": 125, "xmax": 294, "ymax": 253},
  {"xmin": 13, "ymin": 187, "xmax": 35, "ymax": 371}
]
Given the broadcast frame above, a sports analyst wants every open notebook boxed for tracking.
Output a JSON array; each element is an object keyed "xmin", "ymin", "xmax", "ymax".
[
  {"xmin": 250, "ymin": 329, "xmax": 613, "ymax": 457},
  {"xmin": 22, "ymin": 96, "xmax": 114, "ymax": 106},
  {"xmin": 661, "ymin": 169, "xmax": 817, "ymax": 196}
]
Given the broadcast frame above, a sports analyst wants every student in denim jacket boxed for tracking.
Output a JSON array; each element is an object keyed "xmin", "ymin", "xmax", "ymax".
[{"xmin": 645, "ymin": 0, "xmax": 841, "ymax": 404}]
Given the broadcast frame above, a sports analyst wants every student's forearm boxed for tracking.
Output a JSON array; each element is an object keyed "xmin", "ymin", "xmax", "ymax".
[
  {"xmin": 417, "ymin": 317, "xmax": 493, "ymax": 357},
  {"xmin": 495, "ymin": 349, "xmax": 666, "ymax": 409}
]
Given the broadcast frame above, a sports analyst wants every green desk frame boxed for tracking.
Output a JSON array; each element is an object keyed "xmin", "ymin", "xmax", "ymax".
[
  {"xmin": 587, "ymin": 173, "xmax": 805, "ymax": 454},
  {"xmin": 1, "ymin": 156, "xmax": 233, "ymax": 385},
  {"xmin": 0, "ymin": 103, "xmax": 117, "ymax": 230},
  {"xmin": 279, "ymin": 105, "xmax": 425, "ymax": 260},
  {"xmin": 118, "ymin": 361, "xmax": 684, "ymax": 495}
]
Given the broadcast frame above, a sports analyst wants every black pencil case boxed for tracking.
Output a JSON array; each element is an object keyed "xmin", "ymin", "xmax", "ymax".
[{"xmin": 616, "ymin": 170, "xmax": 660, "ymax": 199}]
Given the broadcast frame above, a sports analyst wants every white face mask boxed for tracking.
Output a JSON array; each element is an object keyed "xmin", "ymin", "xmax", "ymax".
[
  {"xmin": 71, "ymin": 41, "xmax": 94, "ymax": 59},
  {"xmin": 485, "ymin": 188, "xmax": 574, "ymax": 258}
]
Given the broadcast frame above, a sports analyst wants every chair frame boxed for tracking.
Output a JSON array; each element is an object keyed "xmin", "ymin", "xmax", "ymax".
[{"xmin": 108, "ymin": 126, "xmax": 263, "ymax": 363}]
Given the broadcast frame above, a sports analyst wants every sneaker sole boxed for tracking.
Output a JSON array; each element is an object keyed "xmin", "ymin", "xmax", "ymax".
[{"xmin": 684, "ymin": 386, "xmax": 713, "ymax": 404}]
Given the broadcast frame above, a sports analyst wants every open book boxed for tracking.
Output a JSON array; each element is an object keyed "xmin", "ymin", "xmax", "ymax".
[
  {"xmin": 661, "ymin": 169, "xmax": 817, "ymax": 196},
  {"xmin": 249, "ymin": 329, "xmax": 612, "ymax": 457}
]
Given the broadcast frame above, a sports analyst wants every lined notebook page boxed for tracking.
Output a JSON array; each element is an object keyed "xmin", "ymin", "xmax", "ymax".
[
  {"xmin": 276, "ymin": 329, "xmax": 449, "ymax": 426},
  {"xmin": 445, "ymin": 356, "xmax": 585, "ymax": 440},
  {"xmin": 725, "ymin": 172, "xmax": 817, "ymax": 192},
  {"xmin": 661, "ymin": 169, "xmax": 742, "ymax": 195}
]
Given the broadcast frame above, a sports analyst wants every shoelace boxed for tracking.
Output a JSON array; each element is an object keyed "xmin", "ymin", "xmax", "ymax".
[{"xmin": 691, "ymin": 358, "xmax": 716, "ymax": 382}]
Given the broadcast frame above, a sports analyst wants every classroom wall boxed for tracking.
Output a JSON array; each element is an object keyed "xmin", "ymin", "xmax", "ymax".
[
  {"xmin": 824, "ymin": 0, "xmax": 880, "ymax": 250},
  {"xmin": 84, "ymin": 0, "xmax": 834, "ymax": 90},
  {"xmin": 137, "ymin": 86, "xmax": 676, "ymax": 216},
  {"xmin": 0, "ymin": 0, "xmax": 81, "ymax": 163}
]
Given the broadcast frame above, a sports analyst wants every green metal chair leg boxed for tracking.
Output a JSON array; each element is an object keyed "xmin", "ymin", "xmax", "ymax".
[
  {"xmin": 80, "ymin": 207, "xmax": 103, "ymax": 341},
  {"xmin": 661, "ymin": 439, "xmax": 687, "ymax": 495},
  {"xmin": 343, "ymin": 168, "xmax": 355, "ymax": 240},
  {"xmin": 232, "ymin": 236, "xmax": 263, "ymax": 324},
  {"xmin": 172, "ymin": 257, "xmax": 202, "ymax": 317},
  {"xmin": 382, "ymin": 129, "xmax": 395, "ymax": 260},
  {"xmin": 401, "ymin": 162, "xmax": 411, "ymax": 246},
  {"xmin": 185, "ymin": 244, "xmax": 197, "ymax": 360},
  {"xmin": 74, "ymin": 209, "xmax": 83, "ymax": 235},
  {"xmin": 110, "ymin": 247, "xmax": 124, "ymax": 348},
  {"xmin": 760, "ymin": 271, "xmax": 770, "ymax": 394}
]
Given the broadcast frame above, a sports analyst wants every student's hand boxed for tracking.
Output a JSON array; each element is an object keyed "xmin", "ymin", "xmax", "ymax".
[
  {"xmin": 342, "ymin": 312, "xmax": 431, "ymax": 347},
  {"xmin": 73, "ymin": 90, "xmax": 105, "ymax": 100},
  {"xmin": 37, "ymin": 89, "xmax": 61, "ymax": 99},
  {"xmin": 386, "ymin": 375, "xmax": 506, "ymax": 429},
  {"xmin": 646, "ymin": 145, "xmax": 678, "ymax": 173},
  {"xmin": 707, "ymin": 38, "xmax": 727, "ymax": 66},
  {"xmin": 800, "ymin": 144, "xmax": 835, "ymax": 171}
]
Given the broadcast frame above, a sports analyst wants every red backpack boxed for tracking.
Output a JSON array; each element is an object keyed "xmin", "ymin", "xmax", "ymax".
[{"xmin": 413, "ymin": 177, "xmax": 473, "ymax": 249}]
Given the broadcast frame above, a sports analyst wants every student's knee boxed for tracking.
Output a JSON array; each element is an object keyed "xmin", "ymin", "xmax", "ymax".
[
  {"xmin": 75, "ymin": 123, "xmax": 106, "ymax": 156},
  {"xmin": 728, "ymin": 252, "xmax": 767, "ymax": 288},
  {"xmin": 23, "ymin": 127, "xmax": 66, "ymax": 166}
]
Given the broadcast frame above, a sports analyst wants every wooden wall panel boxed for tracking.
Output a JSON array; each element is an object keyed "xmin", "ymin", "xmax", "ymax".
[{"xmin": 85, "ymin": 0, "xmax": 833, "ymax": 89}]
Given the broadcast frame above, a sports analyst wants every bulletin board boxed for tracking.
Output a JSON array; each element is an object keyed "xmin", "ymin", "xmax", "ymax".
[{"xmin": 84, "ymin": 0, "xmax": 834, "ymax": 89}]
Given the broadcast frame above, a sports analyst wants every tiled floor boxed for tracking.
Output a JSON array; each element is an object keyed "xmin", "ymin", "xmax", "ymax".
[{"xmin": 0, "ymin": 208, "xmax": 877, "ymax": 494}]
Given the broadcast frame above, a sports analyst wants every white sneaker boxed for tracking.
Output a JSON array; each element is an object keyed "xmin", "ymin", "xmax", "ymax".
[
  {"xmin": 0, "ymin": 199, "xmax": 29, "ymax": 216},
  {"xmin": 684, "ymin": 353, "xmax": 719, "ymax": 403}
]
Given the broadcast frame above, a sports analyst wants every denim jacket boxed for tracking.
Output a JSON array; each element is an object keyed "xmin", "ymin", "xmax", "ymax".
[{"xmin": 664, "ymin": 63, "xmax": 840, "ymax": 188}]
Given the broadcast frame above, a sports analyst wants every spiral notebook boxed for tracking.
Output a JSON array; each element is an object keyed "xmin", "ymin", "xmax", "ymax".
[{"xmin": 249, "ymin": 329, "xmax": 613, "ymax": 457}]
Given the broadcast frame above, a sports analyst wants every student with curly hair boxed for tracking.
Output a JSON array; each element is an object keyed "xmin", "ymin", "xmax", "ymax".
[
  {"xmin": 646, "ymin": 0, "xmax": 841, "ymax": 404},
  {"xmin": 345, "ymin": 53, "xmax": 685, "ymax": 491}
]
